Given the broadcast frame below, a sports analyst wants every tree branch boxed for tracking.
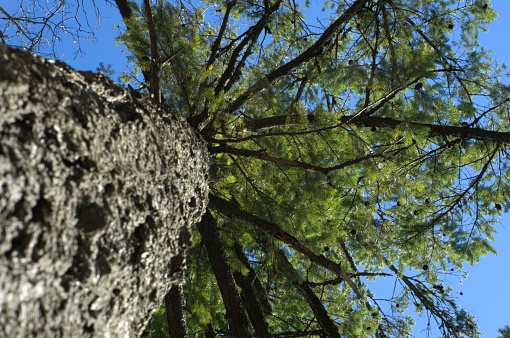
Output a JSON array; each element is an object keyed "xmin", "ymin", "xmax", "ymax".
[
  {"xmin": 165, "ymin": 284, "xmax": 189, "ymax": 338},
  {"xmin": 241, "ymin": 111, "xmax": 510, "ymax": 143},
  {"xmin": 384, "ymin": 258, "xmax": 463, "ymax": 338},
  {"xmin": 197, "ymin": 210, "xmax": 252, "ymax": 338},
  {"xmin": 233, "ymin": 243, "xmax": 272, "ymax": 314},
  {"xmin": 114, "ymin": 0, "xmax": 133, "ymax": 19},
  {"xmin": 210, "ymin": 144, "xmax": 391, "ymax": 174},
  {"xmin": 274, "ymin": 249, "xmax": 341, "ymax": 337},
  {"xmin": 227, "ymin": 0, "xmax": 370, "ymax": 114},
  {"xmin": 114, "ymin": 0, "xmax": 151, "ymax": 87},
  {"xmin": 340, "ymin": 115, "xmax": 510, "ymax": 143},
  {"xmin": 214, "ymin": 0, "xmax": 283, "ymax": 96},
  {"xmin": 208, "ymin": 194, "xmax": 364, "ymax": 299},
  {"xmin": 143, "ymin": 0, "xmax": 161, "ymax": 103}
]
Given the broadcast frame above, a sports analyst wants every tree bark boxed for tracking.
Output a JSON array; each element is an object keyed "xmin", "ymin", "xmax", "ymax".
[{"xmin": 0, "ymin": 45, "xmax": 209, "ymax": 337}]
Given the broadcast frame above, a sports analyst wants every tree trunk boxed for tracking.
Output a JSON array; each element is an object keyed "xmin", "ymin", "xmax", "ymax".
[
  {"xmin": 0, "ymin": 45, "xmax": 209, "ymax": 337},
  {"xmin": 165, "ymin": 284, "xmax": 189, "ymax": 338}
]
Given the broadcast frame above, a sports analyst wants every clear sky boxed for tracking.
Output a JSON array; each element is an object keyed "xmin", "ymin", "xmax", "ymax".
[
  {"xmin": 459, "ymin": 1, "xmax": 510, "ymax": 336},
  {"xmin": 14, "ymin": 0, "xmax": 510, "ymax": 336}
]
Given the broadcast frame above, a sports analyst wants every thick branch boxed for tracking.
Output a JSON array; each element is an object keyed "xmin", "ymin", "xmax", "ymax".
[
  {"xmin": 234, "ymin": 243, "xmax": 272, "ymax": 338},
  {"xmin": 214, "ymin": 0, "xmax": 283, "ymax": 95},
  {"xmin": 231, "ymin": 244, "xmax": 271, "ymax": 337},
  {"xmin": 227, "ymin": 0, "xmax": 369, "ymax": 113},
  {"xmin": 275, "ymin": 249, "xmax": 341, "ymax": 338},
  {"xmin": 189, "ymin": 0, "xmax": 238, "ymax": 124},
  {"xmin": 243, "ymin": 113, "xmax": 510, "ymax": 143},
  {"xmin": 244, "ymin": 114, "xmax": 316, "ymax": 132},
  {"xmin": 232, "ymin": 271, "xmax": 272, "ymax": 338},
  {"xmin": 190, "ymin": 0, "xmax": 284, "ymax": 129},
  {"xmin": 340, "ymin": 115, "xmax": 510, "ymax": 142},
  {"xmin": 233, "ymin": 243, "xmax": 273, "ymax": 315},
  {"xmin": 197, "ymin": 210, "xmax": 252, "ymax": 338},
  {"xmin": 114, "ymin": 0, "xmax": 151, "ymax": 87},
  {"xmin": 211, "ymin": 144, "xmax": 388, "ymax": 174},
  {"xmin": 272, "ymin": 330, "xmax": 324, "ymax": 337},
  {"xmin": 208, "ymin": 194, "xmax": 363, "ymax": 298},
  {"xmin": 114, "ymin": 0, "xmax": 133, "ymax": 19},
  {"xmin": 165, "ymin": 285, "xmax": 189, "ymax": 338},
  {"xmin": 143, "ymin": 0, "xmax": 160, "ymax": 103}
]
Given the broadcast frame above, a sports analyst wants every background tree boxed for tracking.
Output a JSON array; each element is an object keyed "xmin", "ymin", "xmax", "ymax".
[
  {"xmin": 498, "ymin": 325, "xmax": 510, "ymax": 338},
  {"xmin": 0, "ymin": 1, "xmax": 103, "ymax": 57},
  {"xmin": 2, "ymin": 0, "xmax": 510, "ymax": 337}
]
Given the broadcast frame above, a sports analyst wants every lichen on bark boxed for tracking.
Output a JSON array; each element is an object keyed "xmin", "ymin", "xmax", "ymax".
[{"xmin": 0, "ymin": 45, "xmax": 209, "ymax": 337}]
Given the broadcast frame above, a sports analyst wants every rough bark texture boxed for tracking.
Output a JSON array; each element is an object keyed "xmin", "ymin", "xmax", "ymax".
[{"xmin": 0, "ymin": 45, "xmax": 209, "ymax": 338}]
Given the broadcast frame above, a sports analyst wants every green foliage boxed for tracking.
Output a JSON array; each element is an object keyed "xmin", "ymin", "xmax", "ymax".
[
  {"xmin": 117, "ymin": 0, "xmax": 508, "ymax": 337},
  {"xmin": 143, "ymin": 306, "xmax": 169, "ymax": 338}
]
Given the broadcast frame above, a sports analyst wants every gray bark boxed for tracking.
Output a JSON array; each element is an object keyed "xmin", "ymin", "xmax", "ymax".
[{"xmin": 0, "ymin": 45, "xmax": 209, "ymax": 337}]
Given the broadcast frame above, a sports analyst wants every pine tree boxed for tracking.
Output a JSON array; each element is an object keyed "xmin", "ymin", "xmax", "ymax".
[
  {"xmin": 114, "ymin": 1, "xmax": 506, "ymax": 336},
  {"xmin": 498, "ymin": 325, "xmax": 510, "ymax": 338},
  {"xmin": 3, "ymin": 0, "xmax": 509, "ymax": 337}
]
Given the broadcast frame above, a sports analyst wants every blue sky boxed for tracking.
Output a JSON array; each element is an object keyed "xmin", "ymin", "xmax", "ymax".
[
  {"xmin": 6, "ymin": 0, "xmax": 510, "ymax": 336},
  {"xmin": 459, "ymin": 1, "xmax": 510, "ymax": 336}
]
